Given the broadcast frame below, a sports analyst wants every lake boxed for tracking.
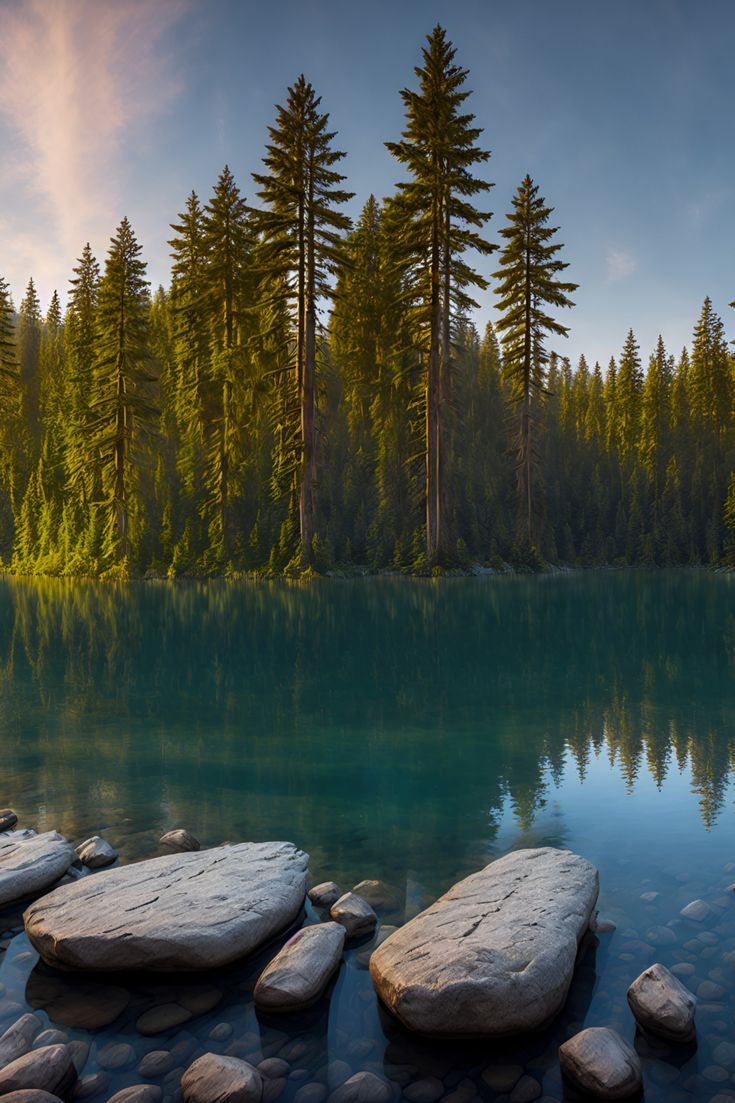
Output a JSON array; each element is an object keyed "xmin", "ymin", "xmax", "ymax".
[{"xmin": 0, "ymin": 571, "xmax": 734, "ymax": 1101}]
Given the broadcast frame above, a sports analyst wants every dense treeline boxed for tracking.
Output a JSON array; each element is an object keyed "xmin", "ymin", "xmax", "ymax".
[{"xmin": 0, "ymin": 26, "xmax": 734, "ymax": 578}]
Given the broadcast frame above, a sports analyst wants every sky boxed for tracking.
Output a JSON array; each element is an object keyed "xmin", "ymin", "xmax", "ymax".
[{"xmin": 0, "ymin": 0, "xmax": 733, "ymax": 367}]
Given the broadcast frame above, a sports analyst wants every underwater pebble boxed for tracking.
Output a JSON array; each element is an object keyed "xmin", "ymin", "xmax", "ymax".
[
  {"xmin": 73, "ymin": 1071, "xmax": 111, "ymax": 1098},
  {"xmin": 509, "ymin": 1075, "xmax": 542, "ymax": 1102},
  {"xmin": 139, "ymin": 1050, "xmax": 176, "ymax": 1078},
  {"xmin": 681, "ymin": 899, "xmax": 711, "ymax": 922},
  {"xmin": 259, "ymin": 1058, "xmax": 290, "ymax": 1079},
  {"xmin": 97, "ymin": 1042, "xmax": 136, "ymax": 1070},
  {"xmin": 481, "ymin": 1066, "xmax": 523, "ymax": 1093},
  {"xmin": 294, "ymin": 1086, "xmax": 327, "ymax": 1103},
  {"xmin": 208, "ymin": 1022, "xmax": 233, "ymax": 1041},
  {"xmin": 403, "ymin": 1077, "xmax": 444, "ymax": 1103}
]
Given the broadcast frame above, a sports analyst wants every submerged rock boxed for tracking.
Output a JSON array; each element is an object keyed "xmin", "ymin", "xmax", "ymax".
[
  {"xmin": 327, "ymin": 1071, "xmax": 392, "ymax": 1103},
  {"xmin": 24, "ymin": 841, "xmax": 308, "ymax": 972},
  {"xmin": 26, "ymin": 970, "xmax": 130, "ymax": 1030},
  {"xmin": 0, "ymin": 832, "xmax": 74, "ymax": 908},
  {"xmin": 370, "ymin": 847, "xmax": 598, "ymax": 1036},
  {"xmin": 559, "ymin": 1027, "xmax": 642, "ymax": 1100},
  {"xmin": 0, "ymin": 810, "xmax": 18, "ymax": 833},
  {"xmin": 627, "ymin": 962, "xmax": 696, "ymax": 1042},
  {"xmin": 74, "ymin": 837, "xmax": 118, "ymax": 870},
  {"xmin": 350, "ymin": 880, "xmax": 400, "ymax": 910},
  {"xmin": 680, "ymin": 899, "xmax": 710, "ymax": 922},
  {"xmin": 307, "ymin": 883, "xmax": 342, "ymax": 909},
  {"xmin": 0, "ymin": 1093, "xmax": 66, "ymax": 1103},
  {"xmin": 0, "ymin": 1014, "xmax": 43, "ymax": 1071},
  {"xmin": 329, "ymin": 893, "xmax": 377, "ymax": 939},
  {"xmin": 159, "ymin": 829, "xmax": 200, "ymax": 853},
  {"xmin": 106, "ymin": 1088, "xmax": 162, "ymax": 1103},
  {"xmin": 0, "ymin": 1045, "xmax": 77, "ymax": 1100},
  {"xmin": 181, "ymin": 1053, "xmax": 263, "ymax": 1103},
  {"xmin": 254, "ymin": 922, "xmax": 345, "ymax": 1011}
]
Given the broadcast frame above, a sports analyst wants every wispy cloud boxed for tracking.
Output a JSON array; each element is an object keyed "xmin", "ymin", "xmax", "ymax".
[
  {"xmin": 605, "ymin": 248, "xmax": 638, "ymax": 283},
  {"xmin": 0, "ymin": 0, "xmax": 188, "ymax": 304}
]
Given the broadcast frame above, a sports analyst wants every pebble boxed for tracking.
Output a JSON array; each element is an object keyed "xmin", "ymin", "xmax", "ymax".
[
  {"xmin": 0, "ymin": 810, "xmax": 18, "ymax": 831},
  {"xmin": 697, "ymin": 981, "xmax": 726, "ymax": 1000},
  {"xmin": 259, "ymin": 1059, "xmax": 290, "ymax": 1079},
  {"xmin": 481, "ymin": 1066, "xmax": 523, "ymax": 1093},
  {"xmin": 97, "ymin": 1042, "xmax": 137, "ymax": 1070},
  {"xmin": 681, "ymin": 899, "xmax": 711, "ymax": 922},
  {"xmin": 403, "ymin": 1077, "xmax": 444, "ymax": 1103},
  {"xmin": 294, "ymin": 1086, "xmax": 328, "ymax": 1103},
  {"xmin": 327, "ymin": 1071, "xmax": 392, "ymax": 1102},
  {"xmin": 139, "ymin": 1051, "xmax": 176, "ymax": 1078},
  {"xmin": 442, "ymin": 1081, "xmax": 477, "ymax": 1103},
  {"xmin": 702, "ymin": 1066, "xmax": 729, "ymax": 1083},
  {"xmin": 670, "ymin": 962, "xmax": 696, "ymax": 977},
  {"xmin": 208, "ymin": 1022, "xmax": 233, "ymax": 1041},
  {"xmin": 107, "ymin": 1088, "xmax": 163, "ymax": 1103},
  {"xmin": 136, "ymin": 1004, "xmax": 193, "ymax": 1035},
  {"xmin": 308, "ymin": 883, "xmax": 342, "ymax": 909},
  {"xmin": 159, "ymin": 829, "xmax": 200, "ymax": 852},
  {"xmin": 711, "ymin": 1042, "xmax": 735, "ymax": 1068},
  {"xmin": 73, "ymin": 1071, "xmax": 111, "ymax": 1098},
  {"xmin": 509, "ymin": 1075, "xmax": 542, "ymax": 1102},
  {"xmin": 33, "ymin": 1030, "xmax": 68, "ymax": 1049},
  {"xmin": 263, "ymin": 1079, "xmax": 286, "ymax": 1103},
  {"xmin": 67, "ymin": 1041, "xmax": 89, "ymax": 1074}
]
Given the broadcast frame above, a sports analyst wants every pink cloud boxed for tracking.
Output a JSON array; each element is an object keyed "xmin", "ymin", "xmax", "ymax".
[{"xmin": 0, "ymin": 0, "xmax": 187, "ymax": 306}]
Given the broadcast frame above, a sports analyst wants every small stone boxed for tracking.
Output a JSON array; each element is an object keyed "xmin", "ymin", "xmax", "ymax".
[
  {"xmin": 139, "ymin": 1051, "xmax": 176, "ymax": 1078},
  {"xmin": 182, "ymin": 1053, "xmax": 263, "ymax": 1103},
  {"xmin": 403, "ymin": 1077, "xmax": 444, "ymax": 1103},
  {"xmin": 136, "ymin": 1004, "xmax": 193, "ymax": 1035},
  {"xmin": 327, "ymin": 1071, "xmax": 392, "ymax": 1103},
  {"xmin": 106, "ymin": 1089, "xmax": 163, "ymax": 1103},
  {"xmin": 159, "ymin": 829, "xmax": 200, "ymax": 852},
  {"xmin": 308, "ymin": 883, "xmax": 342, "ymax": 909},
  {"xmin": 32, "ymin": 1031, "xmax": 68, "ymax": 1050},
  {"xmin": 697, "ymin": 980, "xmax": 726, "ymax": 1000},
  {"xmin": 442, "ymin": 1080, "xmax": 477, "ymax": 1103},
  {"xmin": 255, "ymin": 923, "xmax": 345, "ymax": 1012},
  {"xmin": 669, "ymin": 962, "xmax": 695, "ymax": 977},
  {"xmin": 329, "ymin": 893, "xmax": 377, "ymax": 939},
  {"xmin": 712, "ymin": 1042, "xmax": 735, "ymax": 1068},
  {"xmin": 262, "ymin": 1080, "xmax": 286, "ymax": 1103},
  {"xmin": 294, "ymin": 1087, "xmax": 327, "ymax": 1103},
  {"xmin": 350, "ymin": 879, "xmax": 400, "ymax": 910},
  {"xmin": 645, "ymin": 925, "xmax": 677, "ymax": 946},
  {"xmin": 702, "ymin": 1066, "xmax": 729, "ymax": 1083},
  {"xmin": 75, "ymin": 836, "xmax": 118, "ymax": 870},
  {"xmin": 0, "ymin": 1013, "xmax": 43, "ymax": 1070},
  {"xmin": 208, "ymin": 1022, "xmax": 233, "ymax": 1041},
  {"xmin": 0, "ymin": 811, "xmax": 18, "ymax": 832},
  {"xmin": 510, "ymin": 1075, "xmax": 542, "ymax": 1103},
  {"xmin": 681, "ymin": 899, "xmax": 710, "ymax": 922},
  {"xmin": 481, "ymin": 1066, "xmax": 523, "ymax": 1093},
  {"xmin": 627, "ymin": 962, "xmax": 696, "ymax": 1043},
  {"xmin": 97, "ymin": 1042, "xmax": 136, "ymax": 1070},
  {"xmin": 640, "ymin": 891, "xmax": 659, "ymax": 902},
  {"xmin": 259, "ymin": 1059, "xmax": 289, "ymax": 1079},
  {"xmin": 66, "ymin": 1042, "xmax": 88, "ymax": 1075},
  {"xmin": 559, "ymin": 1027, "xmax": 642, "ymax": 1100},
  {"xmin": 177, "ymin": 987, "xmax": 221, "ymax": 1015},
  {"xmin": 73, "ymin": 1071, "xmax": 111, "ymax": 1098},
  {"xmin": 0, "ymin": 1045, "xmax": 77, "ymax": 1098}
]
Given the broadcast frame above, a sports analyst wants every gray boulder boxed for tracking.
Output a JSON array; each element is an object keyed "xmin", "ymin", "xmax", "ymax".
[
  {"xmin": 254, "ymin": 922, "xmax": 345, "ymax": 1011},
  {"xmin": 307, "ymin": 883, "xmax": 342, "ymax": 909},
  {"xmin": 181, "ymin": 1053, "xmax": 263, "ymax": 1102},
  {"xmin": 627, "ymin": 962, "xmax": 696, "ymax": 1042},
  {"xmin": 24, "ymin": 841, "xmax": 308, "ymax": 972},
  {"xmin": 0, "ymin": 833, "xmax": 74, "ymax": 908},
  {"xmin": 0, "ymin": 1014, "xmax": 43, "ymax": 1071},
  {"xmin": 159, "ymin": 829, "xmax": 200, "ymax": 852},
  {"xmin": 370, "ymin": 847, "xmax": 598, "ymax": 1035},
  {"xmin": 329, "ymin": 893, "xmax": 377, "ymax": 939},
  {"xmin": 74, "ymin": 837, "xmax": 117, "ymax": 870},
  {"xmin": 0, "ymin": 1045, "xmax": 77, "ymax": 1100},
  {"xmin": 559, "ymin": 1027, "xmax": 642, "ymax": 1100}
]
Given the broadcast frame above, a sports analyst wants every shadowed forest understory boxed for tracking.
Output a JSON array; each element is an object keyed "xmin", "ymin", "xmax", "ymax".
[{"xmin": 1, "ymin": 27, "xmax": 734, "ymax": 579}]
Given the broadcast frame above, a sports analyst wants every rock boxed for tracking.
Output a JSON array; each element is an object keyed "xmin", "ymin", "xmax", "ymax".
[
  {"xmin": 0, "ymin": 1046, "xmax": 77, "ymax": 1099},
  {"xmin": 0, "ymin": 811, "xmax": 18, "ymax": 833},
  {"xmin": 327, "ymin": 1071, "xmax": 392, "ymax": 1103},
  {"xmin": 403, "ymin": 1077, "xmax": 443, "ymax": 1102},
  {"xmin": 72, "ymin": 1070, "xmax": 110, "ymax": 1099},
  {"xmin": 26, "ymin": 971, "xmax": 129, "ymax": 1030},
  {"xmin": 329, "ymin": 894, "xmax": 377, "ymax": 940},
  {"xmin": 159, "ymin": 830, "xmax": 200, "ymax": 853},
  {"xmin": 712, "ymin": 1041, "xmax": 735, "ymax": 1067},
  {"xmin": 138, "ymin": 1051, "xmax": 175, "ymax": 1078},
  {"xmin": 627, "ymin": 962, "xmax": 696, "ymax": 1042},
  {"xmin": 350, "ymin": 880, "xmax": 399, "ymax": 910},
  {"xmin": 181, "ymin": 1053, "xmax": 263, "ymax": 1102},
  {"xmin": 74, "ymin": 837, "xmax": 117, "ymax": 870},
  {"xmin": 135, "ymin": 1004, "xmax": 193, "ymax": 1035},
  {"xmin": 258, "ymin": 1059, "xmax": 289, "ymax": 1080},
  {"xmin": 0, "ymin": 833, "xmax": 74, "ymax": 908},
  {"xmin": 307, "ymin": 883, "xmax": 342, "ymax": 909},
  {"xmin": 24, "ymin": 841, "xmax": 308, "ymax": 972},
  {"xmin": 680, "ymin": 899, "xmax": 710, "ymax": 922},
  {"xmin": 481, "ymin": 1066, "xmax": 523, "ymax": 1093},
  {"xmin": 294, "ymin": 1087, "xmax": 326, "ymax": 1103},
  {"xmin": 0, "ymin": 1015, "xmax": 43, "ymax": 1071},
  {"xmin": 105, "ymin": 1089, "xmax": 162, "ymax": 1103},
  {"xmin": 0, "ymin": 1093, "xmax": 65, "ymax": 1103},
  {"xmin": 559, "ymin": 1027, "xmax": 642, "ymax": 1100},
  {"xmin": 65, "ymin": 1044, "xmax": 87, "ymax": 1076},
  {"xmin": 254, "ymin": 923, "xmax": 345, "ymax": 1012},
  {"xmin": 697, "ymin": 980, "xmax": 726, "ymax": 1000},
  {"xmin": 370, "ymin": 847, "xmax": 598, "ymax": 1035},
  {"xmin": 32, "ymin": 1032, "xmax": 67, "ymax": 1050},
  {"xmin": 96, "ymin": 1043, "xmax": 136, "ymax": 1071}
]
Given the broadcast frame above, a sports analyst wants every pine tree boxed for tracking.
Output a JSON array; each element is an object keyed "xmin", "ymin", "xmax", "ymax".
[
  {"xmin": 386, "ymin": 25, "xmax": 493, "ymax": 564},
  {"xmin": 0, "ymin": 276, "xmax": 16, "ymax": 383},
  {"xmin": 17, "ymin": 277, "xmax": 42, "ymax": 465},
  {"xmin": 613, "ymin": 329, "xmax": 643, "ymax": 457},
  {"xmin": 89, "ymin": 218, "xmax": 157, "ymax": 569},
  {"xmin": 253, "ymin": 75, "xmax": 352, "ymax": 569},
  {"xmin": 493, "ymin": 175, "xmax": 577, "ymax": 545}
]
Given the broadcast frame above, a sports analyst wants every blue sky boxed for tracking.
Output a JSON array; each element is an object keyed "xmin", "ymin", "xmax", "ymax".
[{"xmin": 0, "ymin": 0, "xmax": 733, "ymax": 367}]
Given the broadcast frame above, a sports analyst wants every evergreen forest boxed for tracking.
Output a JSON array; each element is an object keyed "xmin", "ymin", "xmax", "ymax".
[{"xmin": 1, "ymin": 26, "xmax": 734, "ymax": 579}]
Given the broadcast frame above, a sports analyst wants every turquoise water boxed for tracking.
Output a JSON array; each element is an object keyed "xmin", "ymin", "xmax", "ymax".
[{"xmin": 0, "ymin": 572, "xmax": 734, "ymax": 1101}]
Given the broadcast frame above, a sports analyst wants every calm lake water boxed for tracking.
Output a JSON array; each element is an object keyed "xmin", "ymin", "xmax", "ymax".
[{"xmin": 0, "ymin": 572, "xmax": 734, "ymax": 1101}]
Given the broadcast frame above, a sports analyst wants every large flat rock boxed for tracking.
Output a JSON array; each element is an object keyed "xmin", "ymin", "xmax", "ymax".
[
  {"xmin": 370, "ymin": 847, "xmax": 598, "ymax": 1036},
  {"xmin": 24, "ymin": 841, "xmax": 308, "ymax": 972},
  {"xmin": 0, "ymin": 832, "xmax": 74, "ymax": 908}
]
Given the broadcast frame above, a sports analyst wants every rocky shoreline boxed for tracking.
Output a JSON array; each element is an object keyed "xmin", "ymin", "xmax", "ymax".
[{"xmin": 0, "ymin": 810, "xmax": 732, "ymax": 1102}]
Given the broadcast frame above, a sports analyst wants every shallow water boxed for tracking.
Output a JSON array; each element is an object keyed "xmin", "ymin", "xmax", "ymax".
[{"xmin": 0, "ymin": 571, "xmax": 734, "ymax": 1101}]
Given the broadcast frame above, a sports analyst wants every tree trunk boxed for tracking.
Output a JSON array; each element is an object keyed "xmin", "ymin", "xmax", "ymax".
[
  {"xmin": 438, "ymin": 201, "xmax": 452, "ymax": 562},
  {"xmin": 426, "ymin": 197, "xmax": 441, "ymax": 565}
]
